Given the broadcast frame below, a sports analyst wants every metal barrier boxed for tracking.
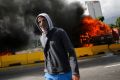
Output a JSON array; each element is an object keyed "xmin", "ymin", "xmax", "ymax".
[
  {"xmin": 91, "ymin": 45, "xmax": 109, "ymax": 55},
  {"xmin": 75, "ymin": 47, "xmax": 93, "ymax": 57}
]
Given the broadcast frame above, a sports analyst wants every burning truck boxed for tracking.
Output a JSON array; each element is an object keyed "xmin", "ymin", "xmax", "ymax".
[{"xmin": 79, "ymin": 16, "xmax": 114, "ymax": 47}]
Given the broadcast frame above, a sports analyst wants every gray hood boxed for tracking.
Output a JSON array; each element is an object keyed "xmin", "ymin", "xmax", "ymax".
[{"xmin": 36, "ymin": 13, "xmax": 54, "ymax": 33}]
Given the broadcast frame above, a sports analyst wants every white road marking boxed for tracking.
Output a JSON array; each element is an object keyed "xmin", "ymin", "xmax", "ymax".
[{"xmin": 104, "ymin": 64, "xmax": 120, "ymax": 68}]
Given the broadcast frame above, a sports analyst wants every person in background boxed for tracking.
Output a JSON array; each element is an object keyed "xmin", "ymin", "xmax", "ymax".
[{"xmin": 36, "ymin": 13, "xmax": 80, "ymax": 80}]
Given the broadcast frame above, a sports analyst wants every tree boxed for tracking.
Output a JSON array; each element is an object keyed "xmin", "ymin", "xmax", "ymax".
[
  {"xmin": 109, "ymin": 24, "xmax": 116, "ymax": 28},
  {"xmin": 116, "ymin": 17, "xmax": 120, "ymax": 28},
  {"xmin": 96, "ymin": 16, "xmax": 104, "ymax": 22}
]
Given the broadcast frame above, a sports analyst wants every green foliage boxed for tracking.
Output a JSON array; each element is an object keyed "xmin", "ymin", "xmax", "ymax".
[
  {"xmin": 96, "ymin": 16, "xmax": 104, "ymax": 22},
  {"xmin": 116, "ymin": 17, "xmax": 120, "ymax": 27},
  {"xmin": 109, "ymin": 24, "xmax": 116, "ymax": 28}
]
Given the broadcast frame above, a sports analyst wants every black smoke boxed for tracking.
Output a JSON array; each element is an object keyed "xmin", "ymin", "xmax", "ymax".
[
  {"xmin": 0, "ymin": 0, "xmax": 30, "ymax": 53},
  {"xmin": 27, "ymin": 0, "xmax": 84, "ymax": 47},
  {"xmin": 0, "ymin": 0, "xmax": 84, "ymax": 54},
  {"xmin": 0, "ymin": 20, "xmax": 30, "ymax": 53}
]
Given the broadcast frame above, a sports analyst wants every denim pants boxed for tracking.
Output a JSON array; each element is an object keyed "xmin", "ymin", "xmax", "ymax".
[{"xmin": 44, "ymin": 71, "xmax": 72, "ymax": 80}]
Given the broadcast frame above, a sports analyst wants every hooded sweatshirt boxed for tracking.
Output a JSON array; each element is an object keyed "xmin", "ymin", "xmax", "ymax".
[
  {"xmin": 36, "ymin": 13, "xmax": 80, "ymax": 75},
  {"xmin": 36, "ymin": 13, "xmax": 54, "ymax": 48}
]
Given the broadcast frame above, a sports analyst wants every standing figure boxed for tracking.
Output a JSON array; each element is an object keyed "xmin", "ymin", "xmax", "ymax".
[{"xmin": 36, "ymin": 13, "xmax": 80, "ymax": 80}]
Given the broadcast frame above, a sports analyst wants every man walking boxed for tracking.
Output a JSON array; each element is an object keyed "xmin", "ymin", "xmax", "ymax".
[{"xmin": 36, "ymin": 13, "xmax": 80, "ymax": 80}]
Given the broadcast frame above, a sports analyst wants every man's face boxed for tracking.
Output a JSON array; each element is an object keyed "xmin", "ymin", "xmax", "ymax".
[{"xmin": 37, "ymin": 16, "xmax": 48, "ymax": 32}]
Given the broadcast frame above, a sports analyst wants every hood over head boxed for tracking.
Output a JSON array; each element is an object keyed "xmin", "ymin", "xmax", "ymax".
[{"xmin": 36, "ymin": 13, "xmax": 54, "ymax": 33}]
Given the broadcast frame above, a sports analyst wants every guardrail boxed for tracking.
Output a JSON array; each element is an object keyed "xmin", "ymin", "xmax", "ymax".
[
  {"xmin": 75, "ymin": 47, "xmax": 93, "ymax": 57},
  {"xmin": 0, "ymin": 57, "xmax": 1, "ymax": 68},
  {"xmin": 109, "ymin": 44, "xmax": 120, "ymax": 54},
  {"xmin": 91, "ymin": 45, "xmax": 109, "ymax": 55},
  {"xmin": 27, "ymin": 51, "xmax": 44, "ymax": 64},
  {"xmin": 1, "ymin": 54, "xmax": 27, "ymax": 67},
  {"xmin": 0, "ymin": 52, "xmax": 44, "ymax": 68},
  {"xmin": 0, "ymin": 44, "xmax": 120, "ymax": 68}
]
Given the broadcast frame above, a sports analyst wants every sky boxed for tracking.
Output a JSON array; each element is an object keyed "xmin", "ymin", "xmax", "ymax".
[{"xmin": 66, "ymin": 0, "xmax": 120, "ymax": 24}]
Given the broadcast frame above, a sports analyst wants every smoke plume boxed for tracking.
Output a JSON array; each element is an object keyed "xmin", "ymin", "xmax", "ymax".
[
  {"xmin": 0, "ymin": 19, "xmax": 30, "ymax": 53},
  {"xmin": 0, "ymin": 0, "xmax": 84, "ymax": 54},
  {"xmin": 31, "ymin": 0, "xmax": 84, "ymax": 47}
]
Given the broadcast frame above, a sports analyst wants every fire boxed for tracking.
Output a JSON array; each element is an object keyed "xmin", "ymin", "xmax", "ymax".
[
  {"xmin": 80, "ymin": 16, "xmax": 112, "ymax": 47},
  {"xmin": 80, "ymin": 16, "xmax": 111, "ymax": 37}
]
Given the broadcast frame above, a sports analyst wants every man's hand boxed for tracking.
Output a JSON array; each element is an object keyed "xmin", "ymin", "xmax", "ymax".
[{"xmin": 72, "ymin": 74, "xmax": 80, "ymax": 80}]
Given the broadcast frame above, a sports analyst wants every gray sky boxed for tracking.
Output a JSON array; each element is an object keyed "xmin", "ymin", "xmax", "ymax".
[
  {"xmin": 66, "ymin": 0, "xmax": 120, "ymax": 24},
  {"xmin": 99, "ymin": 0, "xmax": 120, "ymax": 18}
]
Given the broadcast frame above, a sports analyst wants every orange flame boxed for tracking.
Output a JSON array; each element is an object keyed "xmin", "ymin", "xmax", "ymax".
[
  {"xmin": 80, "ymin": 16, "xmax": 112, "ymax": 47},
  {"xmin": 80, "ymin": 16, "xmax": 111, "ymax": 37}
]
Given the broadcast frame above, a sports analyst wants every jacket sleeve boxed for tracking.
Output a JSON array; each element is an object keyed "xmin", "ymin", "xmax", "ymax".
[{"xmin": 59, "ymin": 29, "xmax": 80, "ymax": 75}]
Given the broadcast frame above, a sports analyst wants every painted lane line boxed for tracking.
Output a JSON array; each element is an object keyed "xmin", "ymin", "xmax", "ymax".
[{"xmin": 104, "ymin": 64, "xmax": 120, "ymax": 68}]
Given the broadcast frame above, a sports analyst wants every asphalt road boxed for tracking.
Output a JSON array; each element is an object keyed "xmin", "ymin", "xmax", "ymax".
[{"xmin": 0, "ymin": 53, "xmax": 120, "ymax": 80}]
